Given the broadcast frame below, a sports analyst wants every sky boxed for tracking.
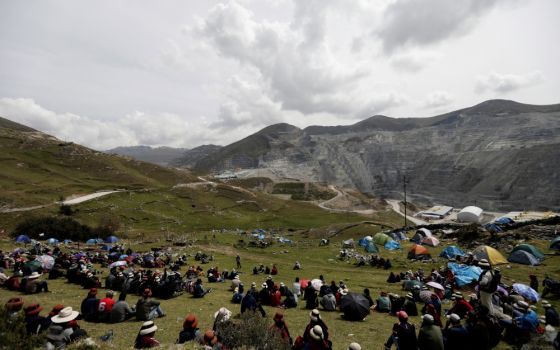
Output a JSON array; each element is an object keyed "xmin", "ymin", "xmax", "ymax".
[{"xmin": 0, "ymin": 0, "xmax": 558, "ymax": 150}]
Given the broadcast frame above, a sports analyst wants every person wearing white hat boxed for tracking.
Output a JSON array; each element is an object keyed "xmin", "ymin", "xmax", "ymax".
[
  {"xmin": 134, "ymin": 320, "xmax": 160, "ymax": 348},
  {"xmin": 348, "ymin": 342, "xmax": 361, "ymax": 350},
  {"xmin": 305, "ymin": 325, "xmax": 330, "ymax": 349},
  {"xmin": 24, "ymin": 271, "xmax": 49, "ymax": 294},
  {"xmin": 213, "ymin": 307, "xmax": 232, "ymax": 324},
  {"xmin": 304, "ymin": 309, "xmax": 329, "ymax": 343},
  {"xmin": 477, "ymin": 259, "xmax": 496, "ymax": 315},
  {"xmin": 46, "ymin": 307, "xmax": 87, "ymax": 348},
  {"xmin": 418, "ymin": 314, "xmax": 443, "ymax": 350},
  {"xmin": 543, "ymin": 302, "xmax": 559, "ymax": 327},
  {"xmin": 442, "ymin": 313, "xmax": 468, "ymax": 350}
]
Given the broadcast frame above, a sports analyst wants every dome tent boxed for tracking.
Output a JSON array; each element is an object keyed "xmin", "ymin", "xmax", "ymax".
[
  {"xmin": 472, "ymin": 245, "xmax": 507, "ymax": 265},
  {"xmin": 508, "ymin": 250, "xmax": 540, "ymax": 266},
  {"xmin": 457, "ymin": 206, "xmax": 483, "ymax": 223},
  {"xmin": 15, "ymin": 235, "xmax": 31, "ymax": 243},
  {"xmin": 407, "ymin": 244, "xmax": 431, "ymax": 260},
  {"xmin": 105, "ymin": 235, "xmax": 119, "ymax": 243},
  {"xmin": 411, "ymin": 228, "xmax": 432, "ymax": 243},
  {"xmin": 373, "ymin": 232, "xmax": 391, "ymax": 245},
  {"xmin": 549, "ymin": 236, "xmax": 560, "ymax": 251},
  {"xmin": 440, "ymin": 246, "xmax": 465, "ymax": 259},
  {"xmin": 511, "ymin": 244, "xmax": 544, "ymax": 261},
  {"xmin": 365, "ymin": 241, "xmax": 378, "ymax": 253},
  {"xmin": 421, "ymin": 236, "xmax": 440, "ymax": 247}
]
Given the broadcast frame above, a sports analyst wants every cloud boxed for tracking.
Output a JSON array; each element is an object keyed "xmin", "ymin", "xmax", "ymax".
[
  {"xmin": 423, "ymin": 90, "xmax": 453, "ymax": 108},
  {"xmin": 475, "ymin": 71, "xmax": 544, "ymax": 93},
  {"xmin": 0, "ymin": 98, "xmax": 228, "ymax": 150},
  {"xmin": 377, "ymin": 0, "xmax": 506, "ymax": 53},
  {"xmin": 390, "ymin": 50, "xmax": 441, "ymax": 72}
]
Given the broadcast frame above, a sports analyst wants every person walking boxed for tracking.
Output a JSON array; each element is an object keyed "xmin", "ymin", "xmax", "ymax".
[
  {"xmin": 236, "ymin": 255, "xmax": 241, "ymax": 269},
  {"xmin": 477, "ymin": 259, "xmax": 497, "ymax": 315}
]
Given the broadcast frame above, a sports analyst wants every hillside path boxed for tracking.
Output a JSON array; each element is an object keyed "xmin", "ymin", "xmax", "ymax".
[
  {"xmin": 0, "ymin": 190, "xmax": 125, "ymax": 213},
  {"xmin": 317, "ymin": 185, "xmax": 374, "ymax": 215},
  {"xmin": 386, "ymin": 199, "xmax": 426, "ymax": 225}
]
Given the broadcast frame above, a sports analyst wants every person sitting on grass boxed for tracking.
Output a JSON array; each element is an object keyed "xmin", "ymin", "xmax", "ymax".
[
  {"xmin": 280, "ymin": 282, "xmax": 298, "ymax": 308},
  {"xmin": 24, "ymin": 303, "xmax": 51, "ymax": 335},
  {"xmin": 136, "ymin": 288, "xmax": 165, "ymax": 321},
  {"xmin": 46, "ymin": 307, "xmax": 87, "ymax": 349},
  {"xmin": 24, "ymin": 271, "xmax": 49, "ymax": 294},
  {"xmin": 193, "ymin": 278, "xmax": 212, "ymax": 298},
  {"xmin": 134, "ymin": 321, "xmax": 160, "ymax": 348},
  {"xmin": 110, "ymin": 292, "xmax": 136, "ymax": 323},
  {"xmin": 385, "ymin": 311, "xmax": 417, "ymax": 350},
  {"xmin": 97, "ymin": 290, "xmax": 116, "ymax": 322},
  {"xmin": 303, "ymin": 309, "xmax": 329, "ymax": 343},
  {"xmin": 177, "ymin": 313, "xmax": 201, "ymax": 344},
  {"xmin": 5, "ymin": 297, "xmax": 24, "ymax": 320},
  {"xmin": 374, "ymin": 291, "xmax": 391, "ymax": 313},
  {"xmin": 271, "ymin": 312, "xmax": 292, "ymax": 346},
  {"xmin": 80, "ymin": 288, "xmax": 99, "ymax": 322},
  {"xmin": 402, "ymin": 293, "xmax": 418, "ymax": 316}
]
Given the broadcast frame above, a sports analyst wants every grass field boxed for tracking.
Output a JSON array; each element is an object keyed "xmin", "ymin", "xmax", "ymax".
[{"xmin": 1, "ymin": 230, "xmax": 558, "ymax": 350}]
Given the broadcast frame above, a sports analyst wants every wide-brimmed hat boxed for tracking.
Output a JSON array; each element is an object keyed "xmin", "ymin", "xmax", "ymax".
[
  {"xmin": 51, "ymin": 307, "xmax": 79, "ymax": 323},
  {"xmin": 422, "ymin": 314, "xmax": 434, "ymax": 324},
  {"xmin": 310, "ymin": 309, "xmax": 320, "ymax": 322},
  {"xmin": 340, "ymin": 288, "xmax": 349, "ymax": 296},
  {"xmin": 183, "ymin": 314, "xmax": 198, "ymax": 329},
  {"xmin": 447, "ymin": 313, "xmax": 461, "ymax": 323},
  {"xmin": 203, "ymin": 330, "xmax": 216, "ymax": 344},
  {"xmin": 251, "ymin": 282, "xmax": 256, "ymax": 288},
  {"xmin": 28, "ymin": 272, "xmax": 42, "ymax": 279},
  {"xmin": 213, "ymin": 307, "xmax": 232, "ymax": 322},
  {"xmin": 139, "ymin": 320, "xmax": 158, "ymax": 335},
  {"xmin": 543, "ymin": 302, "xmax": 552, "ymax": 308},
  {"xmin": 6, "ymin": 297, "xmax": 24, "ymax": 311},
  {"xmin": 515, "ymin": 300, "xmax": 529, "ymax": 310},
  {"xmin": 478, "ymin": 259, "xmax": 490, "ymax": 267},
  {"xmin": 406, "ymin": 293, "xmax": 413, "ymax": 299},
  {"xmin": 469, "ymin": 293, "xmax": 478, "ymax": 300},
  {"xmin": 309, "ymin": 325, "xmax": 323, "ymax": 341},
  {"xmin": 348, "ymin": 342, "xmax": 361, "ymax": 350},
  {"xmin": 24, "ymin": 303, "xmax": 43, "ymax": 316}
]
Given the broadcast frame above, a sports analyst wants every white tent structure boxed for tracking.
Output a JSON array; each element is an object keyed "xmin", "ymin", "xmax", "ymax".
[{"xmin": 457, "ymin": 206, "xmax": 483, "ymax": 223}]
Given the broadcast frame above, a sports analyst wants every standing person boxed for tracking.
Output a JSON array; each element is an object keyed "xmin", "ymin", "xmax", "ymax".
[
  {"xmin": 236, "ymin": 255, "xmax": 241, "ymax": 269},
  {"xmin": 270, "ymin": 312, "xmax": 292, "ymax": 346},
  {"xmin": 384, "ymin": 311, "xmax": 417, "ymax": 350},
  {"xmin": 529, "ymin": 274, "xmax": 539, "ymax": 292},
  {"xmin": 80, "ymin": 288, "xmax": 99, "ymax": 322},
  {"xmin": 477, "ymin": 259, "xmax": 497, "ymax": 315},
  {"xmin": 418, "ymin": 314, "xmax": 444, "ymax": 350},
  {"xmin": 136, "ymin": 288, "xmax": 165, "ymax": 321},
  {"xmin": 110, "ymin": 292, "xmax": 136, "ymax": 323},
  {"xmin": 177, "ymin": 314, "xmax": 201, "ymax": 344},
  {"xmin": 134, "ymin": 321, "xmax": 160, "ymax": 348},
  {"xmin": 293, "ymin": 277, "xmax": 301, "ymax": 298}
]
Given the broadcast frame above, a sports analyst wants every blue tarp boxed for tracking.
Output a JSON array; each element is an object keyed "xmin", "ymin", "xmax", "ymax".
[
  {"xmin": 495, "ymin": 217, "xmax": 514, "ymax": 225},
  {"xmin": 440, "ymin": 246, "xmax": 465, "ymax": 259},
  {"xmin": 365, "ymin": 242, "xmax": 379, "ymax": 253},
  {"xmin": 358, "ymin": 238, "xmax": 369, "ymax": 248},
  {"xmin": 15, "ymin": 235, "xmax": 31, "ymax": 243},
  {"xmin": 448, "ymin": 262, "xmax": 482, "ymax": 287},
  {"xmin": 384, "ymin": 240, "xmax": 400, "ymax": 250},
  {"xmin": 105, "ymin": 235, "xmax": 119, "ymax": 243},
  {"xmin": 484, "ymin": 223, "xmax": 502, "ymax": 233}
]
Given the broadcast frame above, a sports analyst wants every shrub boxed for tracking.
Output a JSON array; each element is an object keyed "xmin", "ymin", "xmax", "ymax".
[
  {"xmin": 12, "ymin": 216, "xmax": 116, "ymax": 242},
  {"xmin": 0, "ymin": 306, "xmax": 45, "ymax": 350}
]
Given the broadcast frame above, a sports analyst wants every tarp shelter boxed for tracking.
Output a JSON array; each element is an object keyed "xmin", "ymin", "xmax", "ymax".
[
  {"xmin": 340, "ymin": 293, "xmax": 370, "ymax": 321},
  {"xmin": 365, "ymin": 242, "xmax": 379, "ymax": 253},
  {"xmin": 495, "ymin": 217, "xmax": 514, "ymax": 225},
  {"xmin": 440, "ymin": 246, "xmax": 465, "ymax": 259},
  {"xmin": 407, "ymin": 244, "xmax": 430, "ymax": 260},
  {"xmin": 457, "ymin": 206, "xmax": 483, "ymax": 223},
  {"xmin": 384, "ymin": 240, "xmax": 400, "ymax": 250},
  {"xmin": 411, "ymin": 228, "xmax": 432, "ymax": 243},
  {"xmin": 421, "ymin": 236, "xmax": 440, "ymax": 247},
  {"xmin": 105, "ymin": 235, "xmax": 119, "ymax": 243},
  {"xmin": 447, "ymin": 262, "xmax": 482, "ymax": 287},
  {"xmin": 15, "ymin": 235, "xmax": 31, "ymax": 243},
  {"xmin": 46, "ymin": 238, "xmax": 59, "ymax": 245},
  {"xmin": 512, "ymin": 283, "xmax": 539, "ymax": 302},
  {"xmin": 511, "ymin": 244, "xmax": 545, "ymax": 261},
  {"xmin": 342, "ymin": 239, "xmax": 355, "ymax": 248},
  {"xmin": 551, "ymin": 236, "xmax": 560, "ymax": 251},
  {"xmin": 472, "ymin": 245, "xmax": 508, "ymax": 265},
  {"xmin": 358, "ymin": 238, "xmax": 370, "ymax": 248},
  {"xmin": 373, "ymin": 232, "xmax": 391, "ymax": 245},
  {"xmin": 508, "ymin": 250, "xmax": 540, "ymax": 266}
]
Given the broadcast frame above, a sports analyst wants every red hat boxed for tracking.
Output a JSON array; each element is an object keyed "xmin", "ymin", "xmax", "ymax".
[
  {"xmin": 273, "ymin": 311, "xmax": 284, "ymax": 321},
  {"xmin": 203, "ymin": 330, "xmax": 216, "ymax": 344},
  {"xmin": 397, "ymin": 311, "xmax": 408, "ymax": 321},
  {"xmin": 24, "ymin": 303, "xmax": 43, "ymax": 316},
  {"xmin": 143, "ymin": 288, "xmax": 152, "ymax": 297},
  {"xmin": 89, "ymin": 288, "xmax": 98, "ymax": 295},
  {"xmin": 183, "ymin": 314, "xmax": 199, "ymax": 329},
  {"xmin": 48, "ymin": 304, "xmax": 65, "ymax": 317},
  {"xmin": 6, "ymin": 297, "xmax": 24, "ymax": 311}
]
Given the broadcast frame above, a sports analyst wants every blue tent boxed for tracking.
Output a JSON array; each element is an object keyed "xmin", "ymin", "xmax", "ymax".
[
  {"xmin": 495, "ymin": 217, "xmax": 514, "ymax": 225},
  {"xmin": 448, "ymin": 262, "xmax": 482, "ymax": 287},
  {"xmin": 86, "ymin": 238, "xmax": 98, "ymax": 244},
  {"xmin": 358, "ymin": 238, "xmax": 369, "ymax": 248},
  {"xmin": 384, "ymin": 240, "xmax": 400, "ymax": 250},
  {"xmin": 46, "ymin": 238, "xmax": 59, "ymax": 245},
  {"xmin": 101, "ymin": 244, "xmax": 112, "ymax": 251},
  {"xmin": 508, "ymin": 250, "xmax": 540, "ymax": 266},
  {"xmin": 105, "ymin": 235, "xmax": 119, "ymax": 243},
  {"xmin": 365, "ymin": 242, "xmax": 379, "ymax": 253},
  {"xmin": 484, "ymin": 223, "xmax": 502, "ymax": 233},
  {"xmin": 15, "ymin": 235, "xmax": 31, "ymax": 243},
  {"xmin": 550, "ymin": 236, "xmax": 560, "ymax": 251},
  {"xmin": 63, "ymin": 239, "xmax": 73, "ymax": 244},
  {"xmin": 440, "ymin": 246, "xmax": 465, "ymax": 259}
]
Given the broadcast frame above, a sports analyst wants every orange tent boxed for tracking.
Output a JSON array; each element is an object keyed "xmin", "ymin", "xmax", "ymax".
[{"xmin": 408, "ymin": 244, "xmax": 431, "ymax": 260}]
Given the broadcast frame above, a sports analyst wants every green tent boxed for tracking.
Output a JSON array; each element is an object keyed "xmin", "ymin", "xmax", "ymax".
[
  {"xmin": 511, "ymin": 244, "xmax": 545, "ymax": 261},
  {"xmin": 373, "ymin": 232, "xmax": 391, "ymax": 245}
]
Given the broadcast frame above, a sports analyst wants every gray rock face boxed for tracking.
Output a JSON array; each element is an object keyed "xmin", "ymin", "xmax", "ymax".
[
  {"xmin": 193, "ymin": 100, "xmax": 560, "ymax": 211},
  {"xmin": 106, "ymin": 145, "xmax": 188, "ymax": 166}
]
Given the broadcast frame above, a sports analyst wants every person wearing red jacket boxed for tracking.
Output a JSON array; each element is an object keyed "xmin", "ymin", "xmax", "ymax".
[
  {"xmin": 98, "ymin": 290, "xmax": 116, "ymax": 322},
  {"xmin": 447, "ymin": 293, "xmax": 474, "ymax": 319}
]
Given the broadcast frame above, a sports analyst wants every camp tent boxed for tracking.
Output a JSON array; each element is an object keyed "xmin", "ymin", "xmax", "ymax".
[
  {"xmin": 384, "ymin": 240, "xmax": 400, "ymax": 250},
  {"xmin": 15, "ymin": 235, "xmax": 31, "ymax": 243},
  {"xmin": 46, "ymin": 238, "xmax": 59, "ymax": 245},
  {"xmin": 101, "ymin": 244, "xmax": 112, "ymax": 251},
  {"xmin": 86, "ymin": 238, "xmax": 101, "ymax": 245},
  {"xmin": 550, "ymin": 236, "xmax": 560, "ymax": 251},
  {"xmin": 373, "ymin": 232, "xmax": 391, "ymax": 246},
  {"xmin": 511, "ymin": 244, "xmax": 545, "ymax": 261},
  {"xmin": 407, "ymin": 244, "xmax": 430, "ymax": 260},
  {"xmin": 440, "ymin": 246, "xmax": 465, "ymax": 259},
  {"xmin": 472, "ymin": 245, "xmax": 508, "ymax": 265},
  {"xmin": 388, "ymin": 231, "xmax": 407, "ymax": 241},
  {"xmin": 495, "ymin": 217, "xmax": 514, "ymax": 225},
  {"xmin": 457, "ymin": 206, "xmax": 483, "ymax": 223},
  {"xmin": 105, "ymin": 235, "xmax": 119, "ymax": 243},
  {"xmin": 365, "ymin": 242, "xmax": 379, "ymax": 253},
  {"xmin": 448, "ymin": 262, "xmax": 482, "ymax": 287},
  {"xmin": 421, "ymin": 236, "xmax": 440, "ymax": 247},
  {"xmin": 411, "ymin": 228, "xmax": 432, "ymax": 243},
  {"xmin": 342, "ymin": 239, "xmax": 355, "ymax": 248},
  {"xmin": 508, "ymin": 250, "xmax": 540, "ymax": 266}
]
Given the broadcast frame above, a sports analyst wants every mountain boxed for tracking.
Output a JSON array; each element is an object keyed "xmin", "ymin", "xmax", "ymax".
[
  {"xmin": 169, "ymin": 144, "xmax": 222, "ymax": 169},
  {"xmin": 191, "ymin": 100, "xmax": 560, "ymax": 211},
  {"xmin": 0, "ymin": 117, "xmax": 195, "ymax": 209},
  {"xmin": 106, "ymin": 145, "xmax": 188, "ymax": 166}
]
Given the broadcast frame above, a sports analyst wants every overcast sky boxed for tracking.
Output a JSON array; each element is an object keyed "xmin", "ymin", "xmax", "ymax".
[{"xmin": 1, "ymin": 0, "xmax": 558, "ymax": 150}]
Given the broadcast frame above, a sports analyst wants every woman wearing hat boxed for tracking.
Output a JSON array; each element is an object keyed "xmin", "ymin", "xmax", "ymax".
[
  {"xmin": 24, "ymin": 303, "xmax": 50, "ymax": 335},
  {"xmin": 46, "ymin": 306, "xmax": 86, "ymax": 348},
  {"xmin": 303, "ymin": 309, "xmax": 329, "ymax": 343},
  {"xmin": 304, "ymin": 325, "xmax": 331, "ymax": 350},
  {"xmin": 5, "ymin": 297, "xmax": 24, "ymax": 319},
  {"xmin": 134, "ymin": 320, "xmax": 160, "ymax": 348},
  {"xmin": 177, "ymin": 313, "xmax": 200, "ymax": 344},
  {"xmin": 270, "ymin": 311, "xmax": 292, "ymax": 346},
  {"xmin": 385, "ymin": 311, "xmax": 417, "ymax": 350}
]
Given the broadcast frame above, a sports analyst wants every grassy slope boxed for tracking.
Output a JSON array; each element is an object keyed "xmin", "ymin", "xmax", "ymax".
[{"xmin": 0, "ymin": 233, "xmax": 558, "ymax": 350}]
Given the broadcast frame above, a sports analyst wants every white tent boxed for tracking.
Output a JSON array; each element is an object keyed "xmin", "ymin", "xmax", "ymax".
[{"xmin": 457, "ymin": 206, "xmax": 483, "ymax": 223}]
